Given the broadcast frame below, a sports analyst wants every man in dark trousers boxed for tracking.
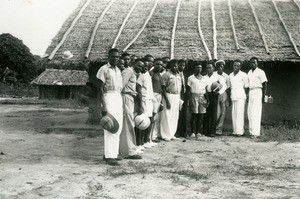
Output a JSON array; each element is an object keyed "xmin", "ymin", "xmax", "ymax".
[{"xmin": 203, "ymin": 61, "xmax": 227, "ymax": 137}]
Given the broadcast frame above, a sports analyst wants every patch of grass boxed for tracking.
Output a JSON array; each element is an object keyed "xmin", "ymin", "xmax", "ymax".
[
  {"xmin": 0, "ymin": 83, "xmax": 38, "ymax": 97},
  {"xmin": 260, "ymin": 121, "xmax": 300, "ymax": 142},
  {"xmin": 236, "ymin": 165, "xmax": 273, "ymax": 178},
  {"xmin": 105, "ymin": 162, "xmax": 156, "ymax": 178},
  {"xmin": 167, "ymin": 169, "xmax": 209, "ymax": 181}
]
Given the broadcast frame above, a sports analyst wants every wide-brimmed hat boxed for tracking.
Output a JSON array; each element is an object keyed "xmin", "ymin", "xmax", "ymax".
[
  {"xmin": 62, "ymin": 51, "xmax": 73, "ymax": 59},
  {"xmin": 100, "ymin": 112, "xmax": 119, "ymax": 133}
]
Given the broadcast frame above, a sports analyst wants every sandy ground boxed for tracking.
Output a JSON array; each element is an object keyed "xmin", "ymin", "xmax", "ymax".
[{"xmin": 0, "ymin": 104, "xmax": 299, "ymax": 199}]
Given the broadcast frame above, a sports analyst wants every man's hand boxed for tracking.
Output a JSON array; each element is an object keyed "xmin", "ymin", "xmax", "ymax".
[
  {"xmin": 101, "ymin": 106, "xmax": 108, "ymax": 116},
  {"xmin": 262, "ymin": 96, "xmax": 266, "ymax": 103},
  {"xmin": 166, "ymin": 100, "xmax": 171, "ymax": 109},
  {"xmin": 137, "ymin": 107, "xmax": 144, "ymax": 115}
]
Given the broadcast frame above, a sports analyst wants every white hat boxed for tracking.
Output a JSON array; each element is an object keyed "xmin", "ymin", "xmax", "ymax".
[
  {"xmin": 62, "ymin": 51, "xmax": 73, "ymax": 59},
  {"xmin": 215, "ymin": 60, "xmax": 225, "ymax": 66}
]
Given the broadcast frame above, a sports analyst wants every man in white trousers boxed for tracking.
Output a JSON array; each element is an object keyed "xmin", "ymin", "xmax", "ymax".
[
  {"xmin": 229, "ymin": 60, "xmax": 249, "ymax": 136},
  {"xmin": 247, "ymin": 57, "xmax": 268, "ymax": 138},
  {"xmin": 97, "ymin": 48, "xmax": 123, "ymax": 166},
  {"xmin": 160, "ymin": 59, "xmax": 182, "ymax": 141}
]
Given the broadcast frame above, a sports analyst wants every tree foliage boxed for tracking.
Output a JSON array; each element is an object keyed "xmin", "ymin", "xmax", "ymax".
[{"xmin": 0, "ymin": 33, "xmax": 37, "ymax": 83}]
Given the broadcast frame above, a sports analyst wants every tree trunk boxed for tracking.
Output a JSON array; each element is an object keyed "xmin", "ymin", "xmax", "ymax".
[{"xmin": 85, "ymin": 61, "xmax": 104, "ymax": 125}]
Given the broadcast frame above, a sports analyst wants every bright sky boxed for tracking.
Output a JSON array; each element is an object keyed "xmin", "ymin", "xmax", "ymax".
[{"xmin": 0, "ymin": 0, "xmax": 81, "ymax": 56}]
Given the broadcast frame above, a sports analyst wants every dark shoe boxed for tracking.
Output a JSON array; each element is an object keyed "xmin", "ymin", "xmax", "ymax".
[
  {"xmin": 103, "ymin": 155, "xmax": 123, "ymax": 161},
  {"xmin": 116, "ymin": 154, "xmax": 123, "ymax": 161},
  {"xmin": 206, "ymin": 134, "xmax": 215, "ymax": 137},
  {"xmin": 105, "ymin": 158, "xmax": 119, "ymax": 166},
  {"xmin": 152, "ymin": 139, "xmax": 161, "ymax": 143},
  {"xmin": 125, "ymin": 155, "xmax": 142, "ymax": 160},
  {"xmin": 250, "ymin": 135, "xmax": 259, "ymax": 139}
]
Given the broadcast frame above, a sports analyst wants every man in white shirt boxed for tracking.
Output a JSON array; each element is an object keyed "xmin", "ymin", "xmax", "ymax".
[
  {"xmin": 97, "ymin": 48, "xmax": 123, "ymax": 166},
  {"xmin": 228, "ymin": 59, "xmax": 249, "ymax": 136},
  {"xmin": 203, "ymin": 61, "xmax": 227, "ymax": 137},
  {"xmin": 214, "ymin": 60, "xmax": 230, "ymax": 135},
  {"xmin": 247, "ymin": 57, "xmax": 268, "ymax": 138},
  {"xmin": 160, "ymin": 59, "xmax": 182, "ymax": 141},
  {"xmin": 187, "ymin": 62, "xmax": 209, "ymax": 139}
]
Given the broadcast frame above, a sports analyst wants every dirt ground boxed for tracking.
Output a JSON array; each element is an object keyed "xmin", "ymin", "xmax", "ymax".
[{"xmin": 0, "ymin": 103, "xmax": 299, "ymax": 199}]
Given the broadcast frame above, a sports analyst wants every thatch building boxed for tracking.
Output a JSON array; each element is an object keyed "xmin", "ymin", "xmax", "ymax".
[
  {"xmin": 38, "ymin": 0, "xmax": 300, "ymax": 122},
  {"xmin": 31, "ymin": 69, "xmax": 88, "ymax": 99}
]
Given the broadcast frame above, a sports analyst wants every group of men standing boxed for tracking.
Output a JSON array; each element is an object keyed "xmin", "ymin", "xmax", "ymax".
[{"xmin": 96, "ymin": 48, "xmax": 268, "ymax": 166}]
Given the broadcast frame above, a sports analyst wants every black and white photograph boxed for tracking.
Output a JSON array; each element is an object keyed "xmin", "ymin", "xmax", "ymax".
[{"xmin": 0, "ymin": 0, "xmax": 299, "ymax": 198}]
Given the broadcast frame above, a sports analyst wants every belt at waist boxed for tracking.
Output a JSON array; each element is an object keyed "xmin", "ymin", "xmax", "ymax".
[
  {"xmin": 105, "ymin": 90, "xmax": 120, "ymax": 94},
  {"xmin": 250, "ymin": 87, "xmax": 262, "ymax": 90},
  {"xmin": 121, "ymin": 92, "xmax": 137, "ymax": 97},
  {"xmin": 166, "ymin": 91, "xmax": 179, "ymax": 94}
]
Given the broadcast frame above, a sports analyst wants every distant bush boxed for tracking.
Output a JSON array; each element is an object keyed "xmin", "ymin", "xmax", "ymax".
[{"xmin": 0, "ymin": 33, "xmax": 37, "ymax": 83}]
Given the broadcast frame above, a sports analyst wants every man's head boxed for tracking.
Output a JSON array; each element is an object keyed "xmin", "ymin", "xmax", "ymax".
[
  {"xmin": 162, "ymin": 57, "xmax": 170, "ymax": 71},
  {"xmin": 131, "ymin": 54, "xmax": 138, "ymax": 64},
  {"xmin": 249, "ymin": 56, "xmax": 258, "ymax": 70},
  {"xmin": 108, "ymin": 48, "xmax": 119, "ymax": 67},
  {"xmin": 132, "ymin": 59, "xmax": 144, "ymax": 74},
  {"xmin": 233, "ymin": 59, "xmax": 242, "ymax": 73},
  {"xmin": 144, "ymin": 54, "xmax": 154, "ymax": 70},
  {"xmin": 206, "ymin": 61, "xmax": 214, "ymax": 76},
  {"xmin": 121, "ymin": 52, "xmax": 131, "ymax": 68},
  {"xmin": 167, "ymin": 59, "xmax": 178, "ymax": 74},
  {"xmin": 178, "ymin": 59, "xmax": 186, "ymax": 72},
  {"xmin": 194, "ymin": 61, "xmax": 202, "ymax": 75},
  {"xmin": 215, "ymin": 60, "xmax": 225, "ymax": 73},
  {"xmin": 153, "ymin": 58, "xmax": 163, "ymax": 73},
  {"xmin": 117, "ymin": 58, "xmax": 125, "ymax": 71}
]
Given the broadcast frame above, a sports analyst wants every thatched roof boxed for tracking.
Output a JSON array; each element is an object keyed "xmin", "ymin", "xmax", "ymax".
[
  {"xmin": 31, "ymin": 69, "xmax": 88, "ymax": 86},
  {"xmin": 46, "ymin": 0, "xmax": 300, "ymax": 62}
]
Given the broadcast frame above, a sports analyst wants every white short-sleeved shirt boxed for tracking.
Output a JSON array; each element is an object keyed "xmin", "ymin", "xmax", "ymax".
[
  {"xmin": 121, "ymin": 67, "xmax": 137, "ymax": 96},
  {"xmin": 137, "ymin": 73, "xmax": 147, "ymax": 101},
  {"xmin": 144, "ymin": 71, "xmax": 154, "ymax": 100},
  {"xmin": 214, "ymin": 71, "xmax": 229, "ymax": 88},
  {"xmin": 248, "ymin": 68, "xmax": 268, "ymax": 89},
  {"xmin": 161, "ymin": 71, "xmax": 182, "ymax": 94},
  {"xmin": 96, "ymin": 63, "xmax": 122, "ymax": 93},
  {"xmin": 229, "ymin": 71, "xmax": 249, "ymax": 100},
  {"xmin": 205, "ymin": 73, "xmax": 227, "ymax": 94},
  {"xmin": 187, "ymin": 74, "xmax": 208, "ymax": 95}
]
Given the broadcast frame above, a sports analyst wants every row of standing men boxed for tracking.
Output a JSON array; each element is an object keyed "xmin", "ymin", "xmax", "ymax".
[{"xmin": 97, "ymin": 48, "xmax": 268, "ymax": 166}]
